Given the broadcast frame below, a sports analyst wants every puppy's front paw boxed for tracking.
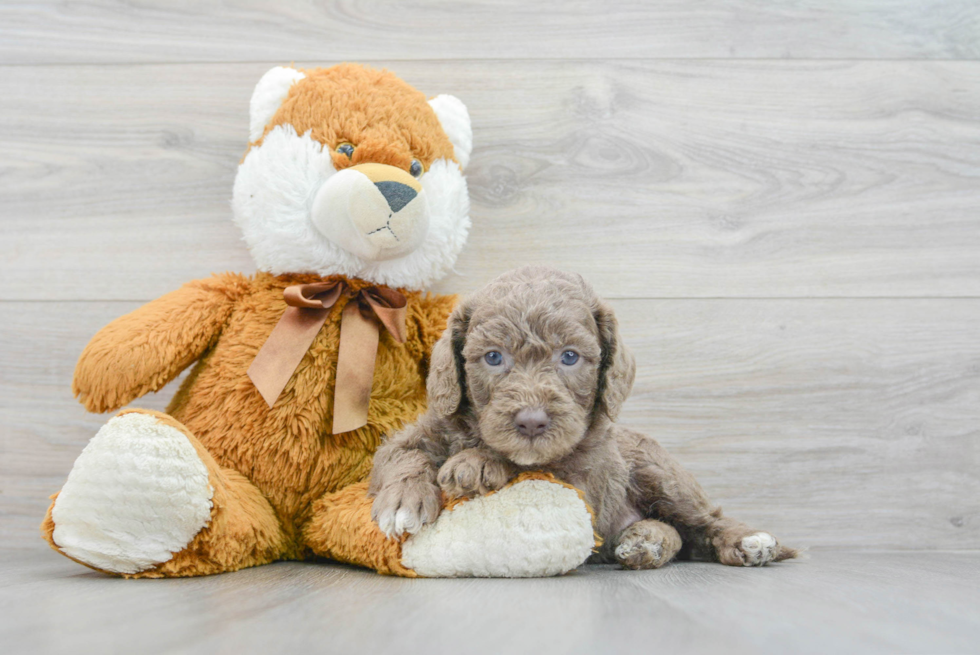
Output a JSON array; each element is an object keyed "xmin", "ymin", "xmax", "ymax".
[
  {"xmin": 370, "ymin": 478, "xmax": 441, "ymax": 539},
  {"xmin": 437, "ymin": 449, "xmax": 513, "ymax": 498}
]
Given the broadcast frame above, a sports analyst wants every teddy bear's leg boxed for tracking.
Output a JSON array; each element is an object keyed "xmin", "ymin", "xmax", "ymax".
[
  {"xmin": 41, "ymin": 409, "xmax": 287, "ymax": 578},
  {"xmin": 302, "ymin": 480, "xmax": 414, "ymax": 576},
  {"xmin": 303, "ymin": 474, "xmax": 597, "ymax": 578}
]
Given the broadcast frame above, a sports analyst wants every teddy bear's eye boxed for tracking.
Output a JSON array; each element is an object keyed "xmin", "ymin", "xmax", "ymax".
[
  {"xmin": 409, "ymin": 159, "xmax": 423, "ymax": 178},
  {"xmin": 336, "ymin": 143, "xmax": 354, "ymax": 159}
]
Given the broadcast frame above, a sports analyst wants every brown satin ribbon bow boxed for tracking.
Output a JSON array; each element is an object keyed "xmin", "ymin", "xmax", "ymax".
[{"xmin": 247, "ymin": 281, "xmax": 407, "ymax": 434}]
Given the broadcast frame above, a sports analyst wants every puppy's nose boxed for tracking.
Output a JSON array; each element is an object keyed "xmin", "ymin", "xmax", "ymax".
[
  {"xmin": 375, "ymin": 181, "xmax": 417, "ymax": 213},
  {"xmin": 514, "ymin": 408, "xmax": 551, "ymax": 438}
]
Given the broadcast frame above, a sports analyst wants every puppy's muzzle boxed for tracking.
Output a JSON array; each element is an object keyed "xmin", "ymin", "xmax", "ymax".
[{"xmin": 514, "ymin": 408, "xmax": 550, "ymax": 438}]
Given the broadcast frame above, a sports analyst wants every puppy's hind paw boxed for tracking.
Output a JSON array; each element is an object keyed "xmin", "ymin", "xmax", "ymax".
[
  {"xmin": 613, "ymin": 520, "xmax": 682, "ymax": 570},
  {"xmin": 616, "ymin": 539, "xmax": 664, "ymax": 570},
  {"xmin": 737, "ymin": 532, "xmax": 778, "ymax": 566}
]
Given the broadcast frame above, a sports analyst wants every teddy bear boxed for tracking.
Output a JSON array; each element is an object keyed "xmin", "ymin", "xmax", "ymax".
[{"xmin": 41, "ymin": 63, "xmax": 596, "ymax": 578}]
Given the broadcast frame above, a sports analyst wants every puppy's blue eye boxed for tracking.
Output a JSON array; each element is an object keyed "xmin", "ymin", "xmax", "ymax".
[
  {"xmin": 484, "ymin": 351, "xmax": 503, "ymax": 366},
  {"xmin": 560, "ymin": 350, "xmax": 579, "ymax": 366}
]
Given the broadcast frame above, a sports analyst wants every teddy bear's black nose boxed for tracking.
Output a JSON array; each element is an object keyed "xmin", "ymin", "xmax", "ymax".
[
  {"xmin": 514, "ymin": 408, "xmax": 551, "ymax": 438},
  {"xmin": 375, "ymin": 181, "xmax": 417, "ymax": 213}
]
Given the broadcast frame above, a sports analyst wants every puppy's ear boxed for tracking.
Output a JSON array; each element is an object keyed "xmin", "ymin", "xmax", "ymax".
[
  {"xmin": 427, "ymin": 302, "xmax": 470, "ymax": 417},
  {"xmin": 594, "ymin": 301, "xmax": 636, "ymax": 421}
]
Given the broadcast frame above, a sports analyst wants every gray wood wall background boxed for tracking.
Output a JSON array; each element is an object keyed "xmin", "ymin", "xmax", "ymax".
[{"xmin": 1, "ymin": 1, "xmax": 978, "ymax": 552}]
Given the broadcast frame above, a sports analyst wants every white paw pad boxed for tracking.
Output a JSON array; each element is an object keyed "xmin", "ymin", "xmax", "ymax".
[
  {"xmin": 616, "ymin": 539, "xmax": 664, "ymax": 562},
  {"xmin": 51, "ymin": 413, "xmax": 213, "ymax": 574},
  {"xmin": 401, "ymin": 480, "xmax": 595, "ymax": 578},
  {"xmin": 739, "ymin": 532, "xmax": 778, "ymax": 566},
  {"xmin": 395, "ymin": 507, "xmax": 425, "ymax": 535},
  {"xmin": 374, "ymin": 508, "xmax": 398, "ymax": 538}
]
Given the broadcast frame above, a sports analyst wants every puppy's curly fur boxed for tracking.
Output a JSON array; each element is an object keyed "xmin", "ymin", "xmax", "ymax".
[{"xmin": 370, "ymin": 266, "xmax": 797, "ymax": 568}]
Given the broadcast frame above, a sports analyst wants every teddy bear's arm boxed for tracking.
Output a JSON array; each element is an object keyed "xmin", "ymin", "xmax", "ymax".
[{"xmin": 73, "ymin": 274, "xmax": 249, "ymax": 413}]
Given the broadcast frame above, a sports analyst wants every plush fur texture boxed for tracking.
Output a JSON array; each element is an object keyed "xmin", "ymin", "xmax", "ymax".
[
  {"xmin": 44, "ymin": 272, "xmax": 456, "ymax": 576},
  {"xmin": 370, "ymin": 267, "xmax": 799, "ymax": 569},
  {"xmin": 50, "ymin": 411, "xmax": 214, "ymax": 574},
  {"xmin": 234, "ymin": 128, "xmax": 469, "ymax": 289},
  {"xmin": 426, "ymin": 94, "xmax": 473, "ymax": 169},
  {"xmin": 249, "ymin": 66, "xmax": 306, "ymax": 143},
  {"xmin": 401, "ymin": 473, "xmax": 596, "ymax": 578},
  {"xmin": 234, "ymin": 64, "xmax": 471, "ymax": 289},
  {"xmin": 44, "ymin": 64, "xmax": 594, "ymax": 579},
  {"xmin": 42, "ymin": 64, "xmax": 472, "ymax": 577}
]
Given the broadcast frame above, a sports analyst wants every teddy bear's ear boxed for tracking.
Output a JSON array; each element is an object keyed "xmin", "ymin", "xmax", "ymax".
[
  {"xmin": 249, "ymin": 66, "xmax": 306, "ymax": 143},
  {"xmin": 428, "ymin": 95, "xmax": 473, "ymax": 170}
]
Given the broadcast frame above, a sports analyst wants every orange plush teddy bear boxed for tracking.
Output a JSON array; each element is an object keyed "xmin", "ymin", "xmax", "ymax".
[{"xmin": 42, "ymin": 64, "xmax": 596, "ymax": 578}]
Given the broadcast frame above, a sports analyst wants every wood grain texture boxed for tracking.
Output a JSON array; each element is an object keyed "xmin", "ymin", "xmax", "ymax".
[
  {"xmin": 1, "ymin": 1, "xmax": 978, "ymax": 64},
  {"xmin": 1, "ymin": 0, "xmax": 978, "ymax": 584},
  {"xmin": 1, "ymin": 548, "xmax": 978, "ymax": 655},
  {"xmin": 3, "ymin": 299, "xmax": 977, "ymax": 549},
  {"xmin": 2, "ymin": 60, "xmax": 980, "ymax": 300}
]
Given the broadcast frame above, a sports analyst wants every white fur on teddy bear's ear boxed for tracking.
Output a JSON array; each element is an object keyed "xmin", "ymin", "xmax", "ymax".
[
  {"xmin": 249, "ymin": 67, "xmax": 306, "ymax": 143},
  {"xmin": 429, "ymin": 94, "xmax": 472, "ymax": 170}
]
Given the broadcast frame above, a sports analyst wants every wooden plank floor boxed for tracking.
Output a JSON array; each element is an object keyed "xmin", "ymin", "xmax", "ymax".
[
  {"xmin": 4, "ymin": 299, "xmax": 978, "ymax": 549},
  {"xmin": 1, "ymin": 2, "xmax": 978, "ymax": 653},
  {"xmin": 1, "ymin": 1, "xmax": 978, "ymax": 62},
  {"xmin": 4, "ymin": 61, "xmax": 980, "ymax": 300},
  {"xmin": 2, "ymin": 547, "xmax": 978, "ymax": 655}
]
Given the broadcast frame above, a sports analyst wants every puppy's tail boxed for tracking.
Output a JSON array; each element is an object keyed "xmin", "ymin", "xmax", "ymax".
[{"xmin": 775, "ymin": 544, "xmax": 806, "ymax": 562}]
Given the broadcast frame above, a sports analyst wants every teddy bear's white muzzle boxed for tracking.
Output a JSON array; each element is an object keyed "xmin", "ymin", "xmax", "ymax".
[{"xmin": 311, "ymin": 163, "xmax": 430, "ymax": 262}]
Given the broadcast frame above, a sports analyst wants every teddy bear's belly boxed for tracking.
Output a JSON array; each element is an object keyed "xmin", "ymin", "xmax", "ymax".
[{"xmin": 165, "ymin": 329, "xmax": 428, "ymax": 531}]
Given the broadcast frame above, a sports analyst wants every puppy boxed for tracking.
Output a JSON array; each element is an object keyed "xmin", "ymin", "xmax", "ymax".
[{"xmin": 370, "ymin": 266, "xmax": 797, "ymax": 568}]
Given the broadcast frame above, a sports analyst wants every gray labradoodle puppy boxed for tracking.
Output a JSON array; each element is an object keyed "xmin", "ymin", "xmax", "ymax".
[{"xmin": 370, "ymin": 266, "xmax": 797, "ymax": 569}]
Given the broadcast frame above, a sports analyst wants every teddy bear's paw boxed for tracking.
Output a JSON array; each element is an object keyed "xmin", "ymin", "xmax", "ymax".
[
  {"xmin": 736, "ymin": 531, "xmax": 779, "ymax": 567},
  {"xmin": 50, "ymin": 412, "xmax": 213, "ymax": 574},
  {"xmin": 400, "ymin": 478, "xmax": 595, "ymax": 578}
]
